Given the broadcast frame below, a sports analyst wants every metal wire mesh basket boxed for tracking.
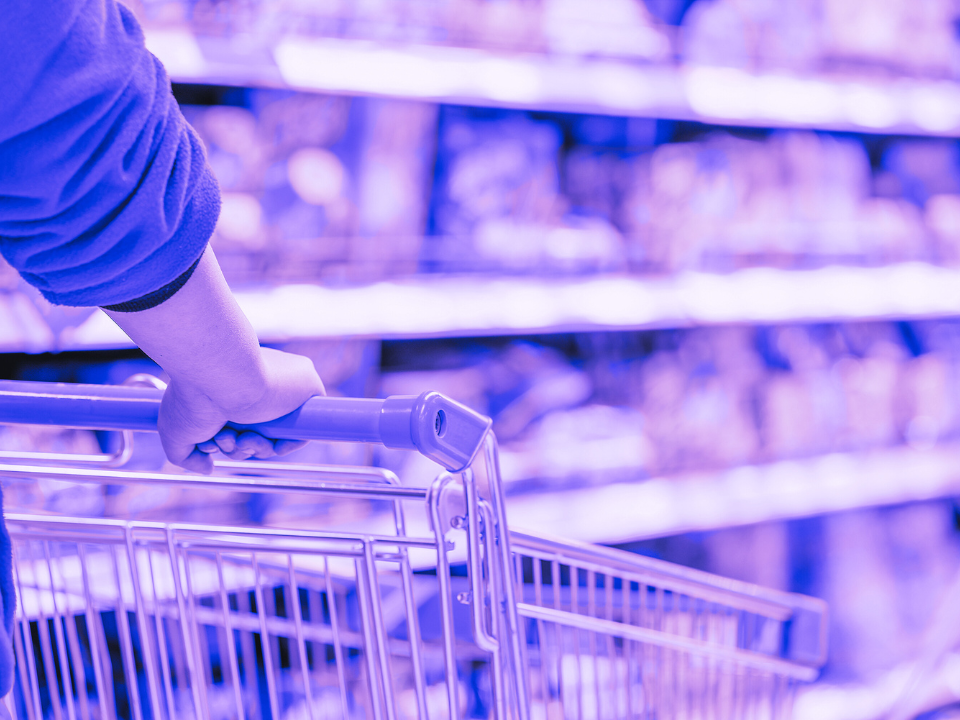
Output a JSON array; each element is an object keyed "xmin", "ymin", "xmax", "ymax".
[{"xmin": 0, "ymin": 379, "xmax": 827, "ymax": 720}]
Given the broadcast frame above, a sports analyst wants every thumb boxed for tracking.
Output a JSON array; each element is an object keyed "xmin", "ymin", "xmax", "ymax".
[
  {"xmin": 157, "ymin": 408, "xmax": 216, "ymax": 474},
  {"xmin": 177, "ymin": 447, "xmax": 215, "ymax": 475},
  {"xmin": 159, "ymin": 429, "xmax": 215, "ymax": 474}
]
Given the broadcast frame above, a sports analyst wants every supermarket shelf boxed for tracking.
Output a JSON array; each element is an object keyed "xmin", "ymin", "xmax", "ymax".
[
  {"xmin": 57, "ymin": 263, "xmax": 960, "ymax": 350},
  {"xmin": 147, "ymin": 28, "xmax": 960, "ymax": 135},
  {"xmin": 506, "ymin": 442, "xmax": 960, "ymax": 544}
]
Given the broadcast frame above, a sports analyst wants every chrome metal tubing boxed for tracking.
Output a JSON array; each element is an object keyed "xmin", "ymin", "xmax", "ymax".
[
  {"xmin": 483, "ymin": 433, "xmax": 532, "ymax": 720},
  {"xmin": 481, "ymin": 501, "xmax": 508, "ymax": 720},
  {"xmin": 515, "ymin": 603, "xmax": 818, "ymax": 682},
  {"xmin": 427, "ymin": 472, "xmax": 463, "ymax": 720},
  {"xmin": 463, "ymin": 469, "xmax": 498, "ymax": 655},
  {"xmin": 354, "ymin": 553, "xmax": 385, "ymax": 720},
  {"xmin": 0, "ymin": 461, "xmax": 428, "ymax": 500},
  {"xmin": 215, "ymin": 551, "xmax": 245, "ymax": 720},
  {"xmin": 0, "ymin": 380, "xmax": 492, "ymax": 472},
  {"xmin": 2, "ymin": 379, "xmax": 828, "ymax": 720},
  {"xmin": 509, "ymin": 530, "xmax": 822, "ymax": 626}
]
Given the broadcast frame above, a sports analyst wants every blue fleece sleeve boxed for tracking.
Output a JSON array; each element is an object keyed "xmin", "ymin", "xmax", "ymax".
[
  {"xmin": 0, "ymin": 0, "xmax": 220, "ymax": 307},
  {"xmin": 0, "ymin": 490, "xmax": 12, "ymax": 700}
]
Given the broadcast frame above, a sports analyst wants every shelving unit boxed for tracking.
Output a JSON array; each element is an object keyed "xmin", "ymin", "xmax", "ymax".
[
  {"xmin": 507, "ymin": 442, "xmax": 960, "ymax": 544},
  {"xmin": 145, "ymin": 28, "xmax": 960, "ymax": 136},
  {"xmin": 48, "ymin": 261, "xmax": 960, "ymax": 350}
]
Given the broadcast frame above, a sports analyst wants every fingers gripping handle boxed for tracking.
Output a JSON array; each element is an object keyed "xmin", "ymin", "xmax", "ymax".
[{"xmin": 0, "ymin": 381, "xmax": 492, "ymax": 473}]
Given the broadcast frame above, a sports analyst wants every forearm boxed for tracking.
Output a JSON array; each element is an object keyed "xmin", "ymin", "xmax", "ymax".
[
  {"xmin": 104, "ymin": 246, "xmax": 324, "ymax": 472},
  {"xmin": 103, "ymin": 247, "xmax": 267, "ymax": 411}
]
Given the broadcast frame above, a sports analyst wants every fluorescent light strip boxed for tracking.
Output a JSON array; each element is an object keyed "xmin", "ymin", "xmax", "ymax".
[
  {"xmin": 506, "ymin": 442, "xmax": 960, "ymax": 544},
  {"xmin": 60, "ymin": 262, "xmax": 960, "ymax": 350},
  {"xmin": 144, "ymin": 28, "xmax": 960, "ymax": 135},
  {"xmin": 275, "ymin": 38, "xmax": 960, "ymax": 134}
]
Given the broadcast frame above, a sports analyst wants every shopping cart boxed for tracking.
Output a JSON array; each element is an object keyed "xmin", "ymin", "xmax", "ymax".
[{"xmin": 0, "ymin": 378, "xmax": 827, "ymax": 720}]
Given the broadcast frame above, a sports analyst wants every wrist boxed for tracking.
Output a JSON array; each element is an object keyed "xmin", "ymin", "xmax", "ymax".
[
  {"xmin": 168, "ymin": 352, "xmax": 270, "ymax": 417},
  {"xmin": 106, "ymin": 247, "xmax": 272, "ymax": 417}
]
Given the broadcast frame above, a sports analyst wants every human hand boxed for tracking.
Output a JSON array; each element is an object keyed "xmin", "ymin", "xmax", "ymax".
[{"xmin": 157, "ymin": 346, "xmax": 325, "ymax": 473}]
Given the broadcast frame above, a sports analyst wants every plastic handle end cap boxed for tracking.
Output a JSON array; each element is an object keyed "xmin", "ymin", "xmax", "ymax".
[{"xmin": 411, "ymin": 392, "xmax": 492, "ymax": 472}]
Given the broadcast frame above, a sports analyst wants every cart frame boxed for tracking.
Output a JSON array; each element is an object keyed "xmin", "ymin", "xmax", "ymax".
[{"xmin": 0, "ymin": 379, "xmax": 826, "ymax": 720}]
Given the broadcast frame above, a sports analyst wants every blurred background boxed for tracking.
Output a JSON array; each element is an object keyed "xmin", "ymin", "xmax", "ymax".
[{"xmin": 10, "ymin": 0, "xmax": 960, "ymax": 716}]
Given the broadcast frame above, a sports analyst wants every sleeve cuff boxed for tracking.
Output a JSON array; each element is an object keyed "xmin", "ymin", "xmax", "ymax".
[{"xmin": 101, "ymin": 248, "xmax": 204, "ymax": 312}]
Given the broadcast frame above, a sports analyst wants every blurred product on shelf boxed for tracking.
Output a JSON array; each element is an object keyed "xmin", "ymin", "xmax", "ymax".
[
  {"xmin": 180, "ymin": 90, "xmax": 434, "ymax": 285},
  {"xmin": 377, "ymin": 319, "xmax": 960, "ymax": 490},
  {"xmin": 425, "ymin": 107, "xmax": 960, "ymax": 275},
  {"xmin": 188, "ymin": 95, "xmax": 960, "ymax": 281},
  {"xmin": 682, "ymin": 0, "xmax": 960, "ymax": 77},
  {"xmin": 426, "ymin": 109, "xmax": 630, "ymax": 273},
  {"xmin": 627, "ymin": 131, "xmax": 895, "ymax": 271},
  {"xmin": 542, "ymin": 0, "xmax": 671, "ymax": 59}
]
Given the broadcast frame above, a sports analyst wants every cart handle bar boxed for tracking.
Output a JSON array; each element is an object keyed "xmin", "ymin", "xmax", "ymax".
[{"xmin": 0, "ymin": 380, "xmax": 492, "ymax": 473}]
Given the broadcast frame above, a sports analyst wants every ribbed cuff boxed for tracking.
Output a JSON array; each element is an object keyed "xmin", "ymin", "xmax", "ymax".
[{"xmin": 101, "ymin": 250, "xmax": 203, "ymax": 312}]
